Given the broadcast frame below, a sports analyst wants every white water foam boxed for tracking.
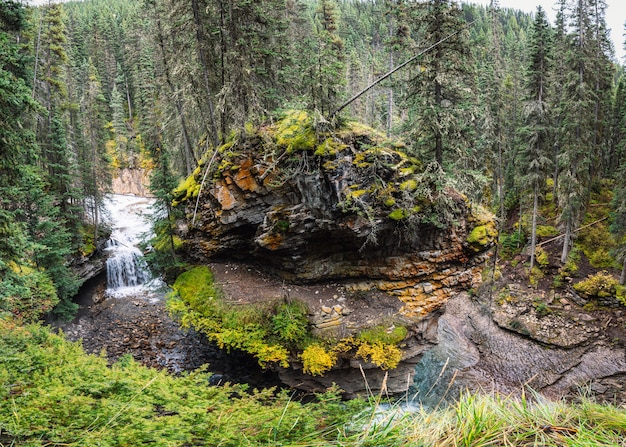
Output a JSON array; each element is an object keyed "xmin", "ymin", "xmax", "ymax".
[{"xmin": 103, "ymin": 194, "xmax": 165, "ymax": 299}]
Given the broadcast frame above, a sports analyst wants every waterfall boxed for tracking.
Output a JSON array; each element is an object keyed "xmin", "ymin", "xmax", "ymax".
[
  {"xmin": 105, "ymin": 239, "xmax": 152, "ymax": 290},
  {"xmin": 103, "ymin": 194, "xmax": 162, "ymax": 297}
]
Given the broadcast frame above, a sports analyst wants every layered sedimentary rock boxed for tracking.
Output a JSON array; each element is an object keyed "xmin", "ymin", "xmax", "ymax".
[{"xmin": 175, "ymin": 111, "xmax": 496, "ymax": 395}]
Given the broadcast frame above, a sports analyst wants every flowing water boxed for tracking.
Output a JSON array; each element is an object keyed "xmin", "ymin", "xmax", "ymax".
[
  {"xmin": 102, "ymin": 194, "xmax": 163, "ymax": 299},
  {"xmin": 50, "ymin": 194, "xmax": 282, "ymax": 387}
]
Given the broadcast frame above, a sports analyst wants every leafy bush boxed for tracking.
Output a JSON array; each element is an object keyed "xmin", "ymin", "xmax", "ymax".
[
  {"xmin": 301, "ymin": 343, "xmax": 336, "ymax": 376},
  {"xmin": 271, "ymin": 300, "xmax": 310, "ymax": 347},
  {"xmin": 573, "ymin": 271, "xmax": 619, "ymax": 299},
  {"xmin": 0, "ymin": 264, "xmax": 59, "ymax": 322},
  {"xmin": 355, "ymin": 341, "xmax": 402, "ymax": 369}
]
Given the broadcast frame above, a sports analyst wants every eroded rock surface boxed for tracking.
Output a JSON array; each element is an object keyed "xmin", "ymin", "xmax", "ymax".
[
  {"xmin": 111, "ymin": 168, "xmax": 151, "ymax": 197},
  {"xmin": 418, "ymin": 290, "xmax": 626, "ymax": 405}
]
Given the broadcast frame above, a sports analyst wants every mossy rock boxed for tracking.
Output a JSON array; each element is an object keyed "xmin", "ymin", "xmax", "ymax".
[
  {"xmin": 274, "ymin": 110, "xmax": 316, "ymax": 153},
  {"xmin": 573, "ymin": 271, "xmax": 619, "ymax": 299},
  {"xmin": 467, "ymin": 223, "xmax": 497, "ymax": 252}
]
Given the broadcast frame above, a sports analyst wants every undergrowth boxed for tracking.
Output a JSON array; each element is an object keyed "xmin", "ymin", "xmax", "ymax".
[
  {"xmin": 167, "ymin": 266, "xmax": 408, "ymax": 375},
  {"xmin": 2, "ymin": 318, "xmax": 625, "ymax": 446}
]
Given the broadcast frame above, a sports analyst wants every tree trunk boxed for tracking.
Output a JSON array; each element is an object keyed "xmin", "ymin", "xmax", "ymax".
[
  {"xmin": 497, "ymin": 137, "xmax": 504, "ymax": 228},
  {"xmin": 386, "ymin": 12, "xmax": 394, "ymax": 137},
  {"xmin": 620, "ymin": 257, "xmax": 626, "ymax": 285},
  {"xmin": 530, "ymin": 182, "xmax": 538, "ymax": 271},
  {"xmin": 560, "ymin": 218, "xmax": 572, "ymax": 264}
]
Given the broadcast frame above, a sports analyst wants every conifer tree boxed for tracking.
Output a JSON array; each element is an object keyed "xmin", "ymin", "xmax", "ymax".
[
  {"xmin": 405, "ymin": 0, "xmax": 474, "ymax": 169},
  {"xmin": 519, "ymin": 6, "xmax": 553, "ymax": 271},
  {"xmin": 313, "ymin": 0, "xmax": 346, "ymax": 116}
]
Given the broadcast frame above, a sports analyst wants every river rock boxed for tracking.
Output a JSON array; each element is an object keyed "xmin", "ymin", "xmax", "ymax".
[{"xmin": 417, "ymin": 291, "xmax": 626, "ymax": 404}]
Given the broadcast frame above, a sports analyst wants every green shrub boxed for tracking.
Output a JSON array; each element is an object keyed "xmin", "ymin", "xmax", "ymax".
[
  {"xmin": 534, "ymin": 301, "xmax": 551, "ymax": 317},
  {"xmin": 500, "ymin": 230, "xmax": 525, "ymax": 257},
  {"xmin": 271, "ymin": 301, "xmax": 310, "ymax": 347},
  {"xmin": 0, "ymin": 319, "xmax": 360, "ymax": 446},
  {"xmin": 573, "ymin": 271, "xmax": 619, "ymax": 299}
]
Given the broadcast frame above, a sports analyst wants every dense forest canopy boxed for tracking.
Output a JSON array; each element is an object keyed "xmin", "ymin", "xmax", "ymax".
[{"xmin": 1, "ymin": 0, "xmax": 625, "ymax": 321}]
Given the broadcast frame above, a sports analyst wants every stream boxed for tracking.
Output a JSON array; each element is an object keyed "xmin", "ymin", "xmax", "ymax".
[{"xmin": 51, "ymin": 194, "xmax": 281, "ymax": 388}]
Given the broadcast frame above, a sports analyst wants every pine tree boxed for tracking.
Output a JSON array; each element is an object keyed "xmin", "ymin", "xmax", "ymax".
[
  {"xmin": 404, "ymin": 0, "xmax": 474, "ymax": 169},
  {"xmin": 312, "ymin": 0, "xmax": 346, "ymax": 116},
  {"xmin": 0, "ymin": 0, "xmax": 76, "ymax": 320},
  {"xmin": 557, "ymin": 0, "xmax": 595, "ymax": 264},
  {"xmin": 519, "ymin": 6, "xmax": 553, "ymax": 271}
]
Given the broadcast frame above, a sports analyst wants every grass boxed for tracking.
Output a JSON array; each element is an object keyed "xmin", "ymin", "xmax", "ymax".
[{"xmin": 1, "ymin": 318, "xmax": 624, "ymax": 446}]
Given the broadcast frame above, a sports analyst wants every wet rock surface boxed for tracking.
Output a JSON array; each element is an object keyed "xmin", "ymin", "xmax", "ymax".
[{"xmin": 49, "ymin": 275, "xmax": 282, "ymax": 389}]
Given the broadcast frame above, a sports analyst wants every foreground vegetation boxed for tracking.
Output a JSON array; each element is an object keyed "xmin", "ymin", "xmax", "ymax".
[{"xmin": 1, "ymin": 318, "xmax": 624, "ymax": 446}]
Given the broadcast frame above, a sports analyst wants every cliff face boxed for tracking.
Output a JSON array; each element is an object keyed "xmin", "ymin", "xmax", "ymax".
[
  {"xmin": 111, "ymin": 168, "xmax": 151, "ymax": 197},
  {"xmin": 174, "ymin": 111, "xmax": 495, "ymax": 396}
]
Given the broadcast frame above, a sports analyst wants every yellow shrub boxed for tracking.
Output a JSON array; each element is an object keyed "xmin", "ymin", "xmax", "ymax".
[
  {"xmin": 574, "ymin": 271, "xmax": 619, "ymax": 298},
  {"xmin": 355, "ymin": 341, "xmax": 401, "ymax": 370},
  {"xmin": 301, "ymin": 344, "xmax": 336, "ymax": 376}
]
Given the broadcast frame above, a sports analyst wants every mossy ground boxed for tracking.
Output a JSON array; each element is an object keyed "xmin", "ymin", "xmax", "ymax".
[{"xmin": 497, "ymin": 180, "xmax": 625, "ymax": 307}]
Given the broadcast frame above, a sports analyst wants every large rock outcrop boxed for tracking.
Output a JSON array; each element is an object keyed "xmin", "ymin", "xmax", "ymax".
[
  {"xmin": 174, "ymin": 111, "xmax": 495, "ymax": 396},
  {"xmin": 414, "ymin": 289, "xmax": 626, "ymax": 405}
]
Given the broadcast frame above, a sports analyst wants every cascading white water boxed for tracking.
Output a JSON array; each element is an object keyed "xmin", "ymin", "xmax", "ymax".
[
  {"xmin": 103, "ymin": 194, "xmax": 162, "ymax": 297},
  {"xmin": 105, "ymin": 239, "xmax": 152, "ymax": 289}
]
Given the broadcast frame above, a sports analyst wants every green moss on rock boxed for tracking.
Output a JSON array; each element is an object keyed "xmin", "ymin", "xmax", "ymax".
[{"xmin": 467, "ymin": 223, "xmax": 497, "ymax": 252}]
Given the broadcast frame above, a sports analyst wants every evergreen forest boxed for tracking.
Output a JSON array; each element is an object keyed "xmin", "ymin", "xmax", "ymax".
[{"xmin": 1, "ymin": 0, "xmax": 626, "ymax": 445}]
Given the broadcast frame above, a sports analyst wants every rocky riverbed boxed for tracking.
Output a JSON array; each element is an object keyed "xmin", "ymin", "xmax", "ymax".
[{"xmin": 49, "ymin": 274, "xmax": 282, "ymax": 390}]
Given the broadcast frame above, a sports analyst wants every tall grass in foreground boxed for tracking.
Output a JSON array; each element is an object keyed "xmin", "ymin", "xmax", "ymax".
[{"xmin": 345, "ymin": 389, "xmax": 626, "ymax": 446}]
